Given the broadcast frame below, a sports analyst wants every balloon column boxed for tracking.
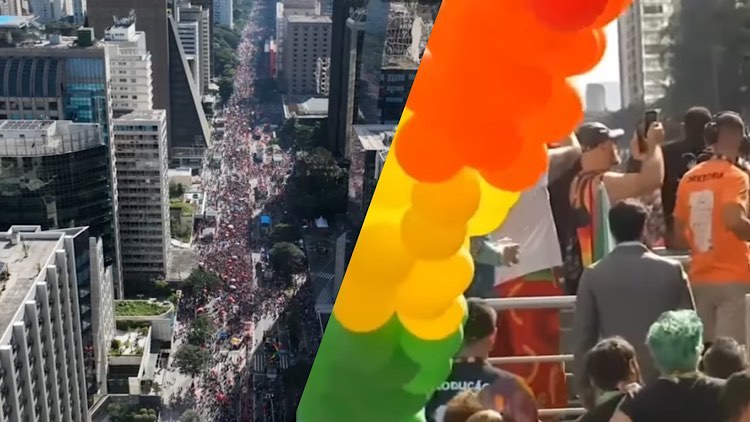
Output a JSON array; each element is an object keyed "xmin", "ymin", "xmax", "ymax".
[{"xmin": 298, "ymin": 0, "xmax": 632, "ymax": 420}]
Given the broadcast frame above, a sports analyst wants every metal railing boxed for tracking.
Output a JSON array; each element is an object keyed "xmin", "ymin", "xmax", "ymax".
[{"xmin": 483, "ymin": 291, "xmax": 750, "ymax": 418}]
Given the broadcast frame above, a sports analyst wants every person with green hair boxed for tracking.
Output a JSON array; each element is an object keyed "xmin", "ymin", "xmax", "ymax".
[{"xmin": 611, "ymin": 310, "xmax": 726, "ymax": 422}]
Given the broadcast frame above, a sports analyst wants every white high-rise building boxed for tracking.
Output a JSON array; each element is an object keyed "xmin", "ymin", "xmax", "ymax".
[
  {"xmin": 112, "ymin": 110, "xmax": 171, "ymax": 283},
  {"xmin": 177, "ymin": 21, "xmax": 201, "ymax": 89},
  {"xmin": 177, "ymin": 1, "xmax": 212, "ymax": 96},
  {"xmin": 104, "ymin": 20, "xmax": 155, "ymax": 117},
  {"xmin": 213, "ymin": 0, "xmax": 233, "ymax": 29},
  {"xmin": 28, "ymin": 0, "xmax": 81, "ymax": 22},
  {"xmin": 1, "ymin": 0, "xmax": 22, "ymax": 15},
  {"xmin": 618, "ymin": 0, "xmax": 675, "ymax": 108},
  {"xmin": 71, "ymin": 0, "xmax": 85, "ymax": 24},
  {"xmin": 0, "ymin": 227, "xmax": 92, "ymax": 422}
]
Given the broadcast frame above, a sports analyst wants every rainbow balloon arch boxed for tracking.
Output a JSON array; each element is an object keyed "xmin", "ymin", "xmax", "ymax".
[{"xmin": 298, "ymin": 0, "xmax": 633, "ymax": 420}]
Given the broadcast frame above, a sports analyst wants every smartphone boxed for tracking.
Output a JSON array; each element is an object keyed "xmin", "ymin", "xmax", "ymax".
[{"xmin": 639, "ymin": 110, "xmax": 659, "ymax": 153}]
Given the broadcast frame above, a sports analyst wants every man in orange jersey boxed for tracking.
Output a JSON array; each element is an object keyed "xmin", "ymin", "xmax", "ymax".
[{"xmin": 674, "ymin": 111, "xmax": 750, "ymax": 344}]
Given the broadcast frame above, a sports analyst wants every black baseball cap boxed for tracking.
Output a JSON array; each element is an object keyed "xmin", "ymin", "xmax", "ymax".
[
  {"xmin": 464, "ymin": 298, "xmax": 496, "ymax": 344},
  {"xmin": 577, "ymin": 122, "xmax": 625, "ymax": 150}
]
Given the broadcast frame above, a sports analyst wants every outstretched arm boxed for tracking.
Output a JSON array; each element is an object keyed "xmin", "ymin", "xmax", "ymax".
[{"xmin": 548, "ymin": 133, "xmax": 582, "ymax": 183}]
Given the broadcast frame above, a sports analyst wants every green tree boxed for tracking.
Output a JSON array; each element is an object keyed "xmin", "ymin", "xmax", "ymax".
[
  {"xmin": 218, "ymin": 77, "xmax": 235, "ymax": 105},
  {"xmin": 187, "ymin": 314, "xmax": 215, "ymax": 346},
  {"xmin": 287, "ymin": 148, "xmax": 348, "ymax": 220},
  {"xmin": 106, "ymin": 404, "xmax": 131, "ymax": 422},
  {"xmin": 169, "ymin": 183, "xmax": 185, "ymax": 199},
  {"xmin": 184, "ymin": 269, "xmax": 222, "ymax": 295},
  {"xmin": 132, "ymin": 408, "xmax": 158, "ymax": 422},
  {"xmin": 180, "ymin": 410, "xmax": 202, "ymax": 422},
  {"xmin": 270, "ymin": 223, "xmax": 301, "ymax": 244},
  {"xmin": 173, "ymin": 344, "xmax": 211, "ymax": 377},
  {"xmin": 279, "ymin": 117, "xmax": 316, "ymax": 150},
  {"xmin": 661, "ymin": 0, "xmax": 750, "ymax": 117},
  {"xmin": 269, "ymin": 242, "xmax": 307, "ymax": 282}
]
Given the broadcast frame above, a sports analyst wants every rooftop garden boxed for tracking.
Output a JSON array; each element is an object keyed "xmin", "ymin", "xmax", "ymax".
[
  {"xmin": 109, "ymin": 330, "xmax": 147, "ymax": 357},
  {"xmin": 115, "ymin": 300, "xmax": 171, "ymax": 317}
]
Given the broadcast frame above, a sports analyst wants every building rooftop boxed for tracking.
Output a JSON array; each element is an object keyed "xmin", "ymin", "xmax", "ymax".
[
  {"xmin": 0, "ymin": 120, "xmax": 55, "ymax": 131},
  {"xmin": 0, "ymin": 15, "xmax": 36, "ymax": 29},
  {"xmin": 0, "ymin": 228, "xmax": 64, "ymax": 338},
  {"xmin": 115, "ymin": 300, "xmax": 172, "ymax": 318},
  {"xmin": 382, "ymin": 55, "xmax": 419, "ymax": 69},
  {"xmin": 0, "ymin": 120, "xmax": 103, "ymax": 157},
  {"xmin": 287, "ymin": 15, "xmax": 331, "ymax": 24},
  {"xmin": 114, "ymin": 110, "xmax": 167, "ymax": 122},
  {"xmin": 353, "ymin": 125, "xmax": 396, "ymax": 151},
  {"xmin": 282, "ymin": 96, "xmax": 328, "ymax": 120}
]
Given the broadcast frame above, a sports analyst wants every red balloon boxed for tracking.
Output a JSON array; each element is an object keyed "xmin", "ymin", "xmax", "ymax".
[
  {"xmin": 529, "ymin": 0, "xmax": 609, "ymax": 32},
  {"xmin": 394, "ymin": 115, "xmax": 464, "ymax": 183},
  {"xmin": 593, "ymin": 0, "xmax": 632, "ymax": 27},
  {"xmin": 480, "ymin": 141, "xmax": 549, "ymax": 192}
]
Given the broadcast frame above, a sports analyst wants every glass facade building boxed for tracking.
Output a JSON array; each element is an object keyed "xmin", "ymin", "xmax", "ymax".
[
  {"xmin": 0, "ymin": 43, "xmax": 123, "ymax": 295},
  {"xmin": 0, "ymin": 123, "xmax": 114, "ymax": 271}
]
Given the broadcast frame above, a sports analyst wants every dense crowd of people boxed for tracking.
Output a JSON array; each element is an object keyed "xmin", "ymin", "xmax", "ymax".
[
  {"xmin": 428, "ymin": 107, "xmax": 750, "ymax": 422},
  {"xmin": 163, "ymin": 0, "xmax": 317, "ymax": 419}
]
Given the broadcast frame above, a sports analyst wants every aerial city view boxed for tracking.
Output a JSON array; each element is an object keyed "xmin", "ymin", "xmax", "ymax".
[{"xmin": 0, "ymin": 0, "xmax": 749, "ymax": 420}]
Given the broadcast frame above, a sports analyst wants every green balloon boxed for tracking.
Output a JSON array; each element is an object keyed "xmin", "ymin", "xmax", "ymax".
[
  {"xmin": 319, "ymin": 315, "xmax": 401, "ymax": 375},
  {"xmin": 403, "ymin": 358, "xmax": 453, "ymax": 395},
  {"xmin": 400, "ymin": 408, "xmax": 427, "ymax": 422},
  {"xmin": 298, "ymin": 386, "xmax": 360, "ymax": 422},
  {"xmin": 400, "ymin": 324, "xmax": 463, "ymax": 366}
]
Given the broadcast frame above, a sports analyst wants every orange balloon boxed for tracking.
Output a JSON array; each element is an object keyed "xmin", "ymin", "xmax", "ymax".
[
  {"xmin": 529, "ymin": 0, "xmax": 609, "ymax": 32},
  {"xmin": 400, "ymin": 209, "xmax": 467, "ymax": 261},
  {"xmin": 394, "ymin": 114, "xmax": 464, "ymax": 183},
  {"xmin": 520, "ymin": 79, "xmax": 584, "ymax": 145},
  {"xmin": 593, "ymin": 0, "xmax": 632, "ymax": 27},
  {"xmin": 459, "ymin": 121, "xmax": 524, "ymax": 173},
  {"xmin": 549, "ymin": 28, "xmax": 607, "ymax": 77},
  {"xmin": 480, "ymin": 141, "xmax": 549, "ymax": 192}
]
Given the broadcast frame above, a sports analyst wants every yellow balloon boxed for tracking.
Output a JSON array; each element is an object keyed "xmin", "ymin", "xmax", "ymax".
[
  {"xmin": 467, "ymin": 174, "xmax": 520, "ymax": 236},
  {"xmin": 398, "ymin": 295, "xmax": 468, "ymax": 341},
  {"xmin": 401, "ymin": 208, "xmax": 467, "ymax": 261},
  {"xmin": 348, "ymin": 211, "xmax": 414, "ymax": 288},
  {"xmin": 334, "ymin": 278, "xmax": 396, "ymax": 332},
  {"xmin": 411, "ymin": 167, "xmax": 481, "ymax": 226},
  {"xmin": 370, "ymin": 154, "xmax": 414, "ymax": 213},
  {"xmin": 396, "ymin": 248, "xmax": 474, "ymax": 319},
  {"xmin": 400, "ymin": 108, "xmax": 414, "ymax": 125}
]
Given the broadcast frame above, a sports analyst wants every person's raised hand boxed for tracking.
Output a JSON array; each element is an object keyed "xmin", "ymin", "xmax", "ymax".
[{"xmin": 646, "ymin": 121, "xmax": 665, "ymax": 149}]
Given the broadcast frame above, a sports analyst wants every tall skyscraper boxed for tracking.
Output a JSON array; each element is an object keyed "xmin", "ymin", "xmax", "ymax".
[
  {"xmin": 0, "ymin": 33, "xmax": 124, "ymax": 296},
  {"xmin": 176, "ymin": 1, "xmax": 212, "ymax": 96},
  {"xmin": 618, "ymin": 0, "xmax": 674, "ymax": 107},
  {"xmin": 104, "ymin": 19, "xmax": 155, "ymax": 117},
  {"xmin": 87, "ymin": 0, "xmax": 211, "ymax": 166},
  {"xmin": 213, "ymin": 0, "xmax": 233, "ymax": 29},
  {"xmin": 112, "ymin": 110, "xmax": 170, "ymax": 289},
  {"xmin": 0, "ymin": 223, "xmax": 92, "ymax": 421},
  {"xmin": 283, "ymin": 15, "xmax": 332, "ymax": 95},
  {"xmin": 327, "ymin": 0, "xmax": 366, "ymax": 158},
  {"xmin": 377, "ymin": 3, "xmax": 429, "ymax": 123},
  {"xmin": 585, "ymin": 83, "xmax": 607, "ymax": 112}
]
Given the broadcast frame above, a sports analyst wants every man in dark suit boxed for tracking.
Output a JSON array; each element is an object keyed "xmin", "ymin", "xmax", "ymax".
[{"xmin": 572, "ymin": 200, "xmax": 695, "ymax": 394}]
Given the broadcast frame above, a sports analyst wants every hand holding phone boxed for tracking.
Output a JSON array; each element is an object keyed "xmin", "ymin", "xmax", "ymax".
[{"xmin": 638, "ymin": 110, "xmax": 659, "ymax": 154}]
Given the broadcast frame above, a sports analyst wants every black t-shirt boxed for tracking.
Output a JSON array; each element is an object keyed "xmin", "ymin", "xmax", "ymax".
[
  {"xmin": 618, "ymin": 375, "xmax": 725, "ymax": 422},
  {"xmin": 425, "ymin": 359, "xmax": 538, "ymax": 422},
  {"xmin": 548, "ymin": 162, "xmax": 583, "ymax": 294},
  {"xmin": 576, "ymin": 392, "xmax": 627, "ymax": 422},
  {"xmin": 660, "ymin": 139, "xmax": 705, "ymax": 228}
]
